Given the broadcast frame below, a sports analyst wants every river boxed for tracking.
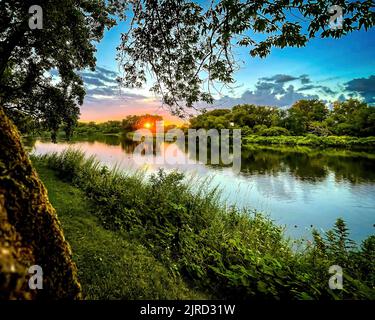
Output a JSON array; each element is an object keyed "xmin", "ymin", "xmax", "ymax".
[{"xmin": 25, "ymin": 135, "xmax": 375, "ymax": 242}]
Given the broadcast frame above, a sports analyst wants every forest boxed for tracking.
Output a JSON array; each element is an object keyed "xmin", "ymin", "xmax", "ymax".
[{"xmin": 190, "ymin": 99, "xmax": 375, "ymax": 137}]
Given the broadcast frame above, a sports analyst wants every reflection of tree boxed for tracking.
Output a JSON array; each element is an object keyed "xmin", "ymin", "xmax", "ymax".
[
  {"xmin": 241, "ymin": 148, "xmax": 288, "ymax": 176},
  {"xmin": 92, "ymin": 135, "xmax": 120, "ymax": 146},
  {"xmin": 120, "ymin": 137, "xmax": 163, "ymax": 156},
  {"xmin": 241, "ymin": 145, "xmax": 375, "ymax": 184},
  {"xmin": 327, "ymin": 157, "xmax": 375, "ymax": 184},
  {"xmin": 121, "ymin": 139, "xmax": 138, "ymax": 154},
  {"xmin": 281, "ymin": 152, "xmax": 327, "ymax": 182},
  {"xmin": 70, "ymin": 134, "xmax": 121, "ymax": 146},
  {"xmin": 108, "ymin": 137, "xmax": 375, "ymax": 185}
]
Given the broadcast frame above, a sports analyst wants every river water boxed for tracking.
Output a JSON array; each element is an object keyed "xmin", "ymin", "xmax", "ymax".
[{"xmin": 25, "ymin": 135, "xmax": 375, "ymax": 242}]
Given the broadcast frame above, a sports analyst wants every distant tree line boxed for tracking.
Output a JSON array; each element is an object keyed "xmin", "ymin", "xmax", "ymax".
[
  {"xmin": 190, "ymin": 99, "xmax": 375, "ymax": 137},
  {"xmin": 2, "ymin": 1, "xmax": 373, "ymax": 140},
  {"xmin": 73, "ymin": 114, "xmax": 177, "ymax": 136}
]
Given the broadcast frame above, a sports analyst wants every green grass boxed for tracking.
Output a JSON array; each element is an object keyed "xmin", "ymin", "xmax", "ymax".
[
  {"xmin": 32, "ymin": 150, "xmax": 375, "ymax": 300},
  {"xmin": 33, "ymin": 161, "xmax": 208, "ymax": 300},
  {"xmin": 243, "ymin": 134, "xmax": 375, "ymax": 147}
]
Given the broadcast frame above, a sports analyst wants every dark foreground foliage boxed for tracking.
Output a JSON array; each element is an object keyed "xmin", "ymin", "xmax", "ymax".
[{"xmin": 0, "ymin": 108, "xmax": 81, "ymax": 299}]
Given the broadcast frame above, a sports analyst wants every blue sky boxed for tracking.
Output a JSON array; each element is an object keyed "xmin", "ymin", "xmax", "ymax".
[{"xmin": 80, "ymin": 17, "xmax": 375, "ymax": 122}]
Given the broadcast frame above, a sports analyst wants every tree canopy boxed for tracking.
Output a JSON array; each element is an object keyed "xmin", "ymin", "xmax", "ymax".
[
  {"xmin": 190, "ymin": 98, "xmax": 375, "ymax": 137},
  {"xmin": 116, "ymin": 0, "xmax": 374, "ymax": 115},
  {"xmin": 0, "ymin": 0, "xmax": 374, "ymax": 134},
  {"xmin": 0, "ymin": 0, "xmax": 117, "ymax": 139}
]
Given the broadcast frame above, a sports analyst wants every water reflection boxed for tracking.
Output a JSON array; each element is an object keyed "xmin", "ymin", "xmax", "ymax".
[
  {"xmin": 240, "ymin": 146, "xmax": 375, "ymax": 184},
  {"xmin": 25, "ymin": 135, "xmax": 375, "ymax": 241}
]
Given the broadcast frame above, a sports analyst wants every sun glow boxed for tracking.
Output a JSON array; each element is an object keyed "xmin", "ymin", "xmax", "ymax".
[{"xmin": 144, "ymin": 122, "xmax": 152, "ymax": 129}]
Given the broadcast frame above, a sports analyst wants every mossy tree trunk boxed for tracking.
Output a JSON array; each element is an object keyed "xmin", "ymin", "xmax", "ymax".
[{"xmin": 0, "ymin": 106, "xmax": 81, "ymax": 299}]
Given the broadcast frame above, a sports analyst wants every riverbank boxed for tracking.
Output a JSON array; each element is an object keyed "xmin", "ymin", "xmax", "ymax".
[
  {"xmin": 243, "ymin": 135, "xmax": 375, "ymax": 147},
  {"xmin": 121, "ymin": 133, "xmax": 375, "ymax": 149},
  {"xmin": 31, "ymin": 150, "xmax": 375, "ymax": 299},
  {"xmin": 33, "ymin": 160, "xmax": 207, "ymax": 299},
  {"xmin": 25, "ymin": 129, "xmax": 375, "ymax": 149}
]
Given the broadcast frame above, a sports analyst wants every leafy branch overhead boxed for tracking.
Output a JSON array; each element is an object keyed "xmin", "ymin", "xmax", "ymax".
[
  {"xmin": 0, "ymin": 0, "xmax": 374, "ymax": 135},
  {"xmin": 0, "ymin": 0, "xmax": 116, "ymax": 136},
  {"xmin": 115, "ymin": 0, "xmax": 374, "ymax": 115}
]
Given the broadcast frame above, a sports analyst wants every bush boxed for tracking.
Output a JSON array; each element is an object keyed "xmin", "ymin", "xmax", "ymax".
[
  {"xmin": 243, "ymin": 135, "xmax": 375, "ymax": 148},
  {"xmin": 241, "ymin": 125, "xmax": 253, "ymax": 136},
  {"xmin": 259, "ymin": 126, "xmax": 290, "ymax": 136},
  {"xmin": 253, "ymin": 124, "xmax": 268, "ymax": 133},
  {"xmin": 308, "ymin": 121, "xmax": 332, "ymax": 136},
  {"xmin": 36, "ymin": 149, "xmax": 375, "ymax": 299}
]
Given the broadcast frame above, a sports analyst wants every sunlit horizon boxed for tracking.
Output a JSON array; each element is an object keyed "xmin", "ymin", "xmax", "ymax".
[{"xmin": 78, "ymin": 104, "xmax": 187, "ymax": 125}]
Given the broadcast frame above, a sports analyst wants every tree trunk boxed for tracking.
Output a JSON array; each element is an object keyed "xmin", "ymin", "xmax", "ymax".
[{"xmin": 0, "ymin": 106, "xmax": 81, "ymax": 299}]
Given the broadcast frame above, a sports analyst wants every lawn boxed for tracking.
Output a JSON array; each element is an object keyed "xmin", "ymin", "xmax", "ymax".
[{"xmin": 33, "ymin": 160, "xmax": 207, "ymax": 300}]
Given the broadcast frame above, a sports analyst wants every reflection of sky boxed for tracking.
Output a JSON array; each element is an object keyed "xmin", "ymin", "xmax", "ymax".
[{"xmin": 31, "ymin": 140, "xmax": 375, "ymax": 242}]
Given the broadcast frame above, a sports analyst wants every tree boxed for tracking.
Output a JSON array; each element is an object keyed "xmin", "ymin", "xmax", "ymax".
[
  {"xmin": 122, "ymin": 115, "xmax": 142, "ymax": 132},
  {"xmin": 0, "ymin": 108, "xmax": 81, "ymax": 299},
  {"xmin": 2, "ymin": 1, "xmax": 373, "ymax": 126},
  {"xmin": 328, "ymin": 99, "xmax": 375, "ymax": 136},
  {"xmin": 135, "ymin": 114, "xmax": 163, "ymax": 132},
  {"xmin": 0, "ymin": 0, "xmax": 117, "ymax": 137},
  {"xmin": 121, "ymin": 114, "xmax": 163, "ymax": 132},
  {"xmin": 231, "ymin": 104, "xmax": 280, "ymax": 128},
  {"xmin": 116, "ymin": 0, "xmax": 374, "ymax": 115},
  {"xmin": 285, "ymin": 99, "xmax": 329, "ymax": 135},
  {"xmin": 190, "ymin": 108, "xmax": 231, "ymax": 129}
]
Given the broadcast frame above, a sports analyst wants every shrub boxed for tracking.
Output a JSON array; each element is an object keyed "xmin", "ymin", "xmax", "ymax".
[
  {"xmin": 259, "ymin": 126, "xmax": 290, "ymax": 136},
  {"xmin": 243, "ymin": 135, "xmax": 375, "ymax": 148},
  {"xmin": 253, "ymin": 124, "xmax": 268, "ymax": 133},
  {"xmin": 36, "ymin": 150, "xmax": 375, "ymax": 299}
]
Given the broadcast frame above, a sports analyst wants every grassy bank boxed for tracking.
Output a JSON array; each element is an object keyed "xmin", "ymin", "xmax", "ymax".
[
  {"xmin": 32, "ymin": 150, "xmax": 375, "ymax": 299},
  {"xmin": 243, "ymin": 134, "xmax": 375, "ymax": 148},
  {"xmin": 33, "ymin": 160, "xmax": 207, "ymax": 299}
]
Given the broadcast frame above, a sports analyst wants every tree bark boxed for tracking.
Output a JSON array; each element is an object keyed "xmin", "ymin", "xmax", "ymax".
[{"xmin": 0, "ymin": 106, "xmax": 81, "ymax": 299}]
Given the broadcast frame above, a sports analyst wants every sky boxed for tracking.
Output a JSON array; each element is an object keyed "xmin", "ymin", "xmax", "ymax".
[{"xmin": 79, "ymin": 13, "xmax": 375, "ymax": 124}]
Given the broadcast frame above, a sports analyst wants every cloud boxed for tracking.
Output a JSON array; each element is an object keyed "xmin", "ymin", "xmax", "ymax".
[
  {"xmin": 260, "ymin": 74, "xmax": 312, "ymax": 85},
  {"xmin": 81, "ymin": 77, "xmax": 106, "ymax": 87},
  {"xmin": 78, "ymin": 66, "xmax": 148, "ymax": 103},
  {"xmin": 79, "ymin": 92, "xmax": 183, "ymax": 124},
  {"xmin": 78, "ymin": 66, "xmax": 184, "ymax": 123},
  {"xmin": 297, "ymin": 85, "xmax": 316, "ymax": 91},
  {"xmin": 319, "ymin": 86, "xmax": 336, "ymax": 95},
  {"xmin": 300, "ymin": 74, "xmax": 311, "ymax": 84},
  {"xmin": 208, "ymin": 75, "xmax": 320, "ymax": 108},
  {"xmin": 80, "ymin": 69, "xmax": 118, "ymax": 85},
  {"xmin": 96, "ymin": 66, "xmax": 118, "ymax": 78},
  {"xmin": 297, "ymin": 84, "xmax": 337, "ymax": 96},
  {"xmin": 260, "ymin": 74, "xmax": 299, "ymax": 84},
  {"xmin": 344, "ymin": 75, "xmax": 375, "ymax": 104},
  {"xmin": 206, "ymin": 73, "xmax": 375, "ymax": 110}
]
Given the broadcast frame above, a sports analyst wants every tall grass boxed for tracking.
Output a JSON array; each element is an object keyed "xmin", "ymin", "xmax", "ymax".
[
  {"xmin": 34, "ymin": 149, "xmax": 374, "ymax": 299},
  {"xmin": 244, "ymin": 134, "xmax": 375, "ymax": 147}
]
